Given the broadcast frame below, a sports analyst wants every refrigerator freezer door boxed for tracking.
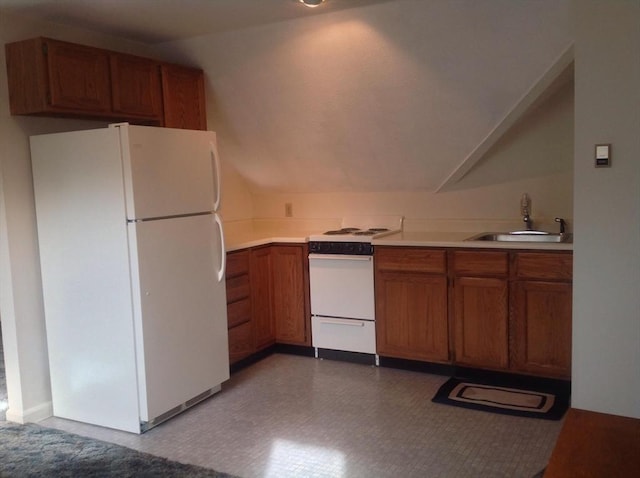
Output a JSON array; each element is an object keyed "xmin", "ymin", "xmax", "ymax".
[
  {"xmin": 116, "ymin": 124, "xmax": 219, "ymax": 220},
  {"xmin": 128, "ymin": 214, "xmax": 230, "ymax": 422}
]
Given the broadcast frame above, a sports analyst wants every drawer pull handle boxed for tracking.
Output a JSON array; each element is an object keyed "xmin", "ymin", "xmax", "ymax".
[{"xmin": 318, "ymin": 318, "xmax": 365, "ymax": 327}]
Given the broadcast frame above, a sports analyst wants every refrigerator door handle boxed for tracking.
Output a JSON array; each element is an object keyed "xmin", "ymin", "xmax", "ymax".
[
  {"xmin": 214, "ymin": 213, "xmax": 226, "ymax": 282},
  {"xmin": 210, "ymin": 141, "xmax": 222, "ymax": 212}
]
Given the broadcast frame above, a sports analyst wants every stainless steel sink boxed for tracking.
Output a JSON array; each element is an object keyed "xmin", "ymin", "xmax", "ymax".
[{"xmin": 465, "ymin": 231, "xmax": 573, "ymax": 243}]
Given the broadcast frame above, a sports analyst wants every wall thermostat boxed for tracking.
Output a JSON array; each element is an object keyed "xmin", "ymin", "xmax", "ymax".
[{"xmin": 595, "ymin": 144, "xmax": 611, "ymax": 168}]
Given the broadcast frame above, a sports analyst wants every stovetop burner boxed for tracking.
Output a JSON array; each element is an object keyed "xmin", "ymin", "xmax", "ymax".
[
  {"xmin": 324, "ymin": 227, "xmax": 391, "ymax": 236},
  {"xmin": 308, "ymin": 216, "xmax": 403, "ymax": 244},
  {"xmin": 353, "ymin": 228, "xmax": 390, "ymax": 236},
  {"xmin": 324, "ymin": 228, "xmax": 362, "ymax": 235}
]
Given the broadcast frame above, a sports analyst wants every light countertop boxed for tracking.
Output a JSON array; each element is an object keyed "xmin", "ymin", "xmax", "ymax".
[
  {"xmin": 224, "ymin": 228, "xmax": 573, "ymax": 252},
  {"xmin": 373, "ymin": 231, "xmax": 574, "ymax": 251},
  {"xmin": 225, "ymin": 230, "xmax": 319, "ymax": 252}
]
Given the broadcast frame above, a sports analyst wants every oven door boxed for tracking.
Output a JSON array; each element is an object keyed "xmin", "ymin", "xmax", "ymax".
[{"xmin": 308, "ymin": 253, "xmax": 375, "ymax": 321}]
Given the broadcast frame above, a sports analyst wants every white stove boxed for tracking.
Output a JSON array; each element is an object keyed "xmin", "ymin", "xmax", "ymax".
[{"xmin": 308, "ymin": 216, "xmax": 403, "ymax": 364}]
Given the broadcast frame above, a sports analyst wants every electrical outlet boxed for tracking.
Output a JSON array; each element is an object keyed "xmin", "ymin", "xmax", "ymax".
[{"xmin": 285, "ymin": 202, "xmax": 293, "ymax": 217}]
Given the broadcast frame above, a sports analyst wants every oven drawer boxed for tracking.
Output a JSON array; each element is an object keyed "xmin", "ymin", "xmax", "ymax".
[{"xmin": 311, "ymin": 316, "xmax": 376, "ymax": 354}]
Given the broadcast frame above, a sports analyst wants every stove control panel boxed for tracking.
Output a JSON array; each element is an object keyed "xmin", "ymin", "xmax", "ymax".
[{"xmin": 308, "ymin": 241, "xmax": 374, "ymax": 255}]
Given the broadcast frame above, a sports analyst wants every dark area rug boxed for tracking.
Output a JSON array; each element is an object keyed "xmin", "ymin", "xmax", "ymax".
[
  {"xmin": 0, "ymin": 422, "xmax": 238, "ymax": 477},
  {"xmin": 432, "ymin": 376, "xmax": 570, "ymax": 420}
]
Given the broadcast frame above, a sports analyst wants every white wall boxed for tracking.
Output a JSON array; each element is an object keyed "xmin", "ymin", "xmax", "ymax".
[
  {"xmin": 572, "ymin": 0, "xmax": 640, "ymax": 418},
  {"xmin": 250, "ymin": 81, "xmax": 574, "ymax": 232}
]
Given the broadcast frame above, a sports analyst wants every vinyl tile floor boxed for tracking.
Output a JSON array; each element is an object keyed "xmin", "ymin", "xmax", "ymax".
[{"xmin": 41, "ymin": 353, "xmax": 562, "ymax": 478}]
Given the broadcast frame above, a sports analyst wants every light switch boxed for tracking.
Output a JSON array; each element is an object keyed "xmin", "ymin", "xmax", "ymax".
[{"xmin": 595, "ymin": 144, "xmax": 611, "ymax": 168}]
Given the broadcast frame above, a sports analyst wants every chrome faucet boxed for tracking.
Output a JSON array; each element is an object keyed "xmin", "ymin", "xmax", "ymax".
[
  {"xmin": 555, "ymin": 217, "xmax": 566, "ymax": 234},
  {"xmin": 520, "ymin": 193, "xmax": 533, "ymax": 230}
]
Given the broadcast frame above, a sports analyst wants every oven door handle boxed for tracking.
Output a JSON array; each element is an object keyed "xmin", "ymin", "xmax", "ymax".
[
  {"xmin": 308, "ymin": 254, "xmax": 372, "ymax": 261},
  {"xmin": 316, "ymin": 317, "xmax": 366, "ymax": 327}
]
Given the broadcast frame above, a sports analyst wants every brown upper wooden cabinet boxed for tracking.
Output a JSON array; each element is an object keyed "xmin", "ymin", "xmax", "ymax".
[
  {"xmin": 6, "ymin": 37, "xmax": 112, "ymax": 116},
  {"xmin": 110, "ymin": 53, "xmax": 163, "ymax": 121},
  {"xmin": 5, "ymin": 37, "xmax": 207, "ymax": 129},
  {"xmin": 161, "ymin": 64, "xmax": 206, "ymax": 131}
]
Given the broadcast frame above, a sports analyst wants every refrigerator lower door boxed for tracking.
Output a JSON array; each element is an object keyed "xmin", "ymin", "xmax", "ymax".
[{"xmin": 128, "ymin": 214, "xmax": 229, "ymax": 424}]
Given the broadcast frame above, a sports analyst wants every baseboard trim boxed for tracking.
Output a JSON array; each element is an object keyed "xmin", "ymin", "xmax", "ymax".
[
  {"xmin": 5, "ymin": 400, "xmax": 53, "ymax": 424},
  {"xmin": 316, "ymin": 348, "xmax": 376, "ymax": 366}
]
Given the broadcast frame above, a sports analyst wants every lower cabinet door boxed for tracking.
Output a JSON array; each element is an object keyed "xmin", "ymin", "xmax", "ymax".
[
  {"xmin": 510, "ymin": 280, "xmax": 572, "ymax": 378},
  {"xmin": 375, "ymin": 271, "xmax": 449, "ymax": 362},
  {"xmin": 453, "ymin": 276, "xmax": 509, "ymax": 370}
]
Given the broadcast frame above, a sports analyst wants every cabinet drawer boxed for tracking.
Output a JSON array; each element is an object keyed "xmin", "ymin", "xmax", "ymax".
[
  {"xmin": 226, "ymin": 250, "xmax": 249, "ymax": 278},
  {"xmin": 375, "ymin": 247, "xmax": 446, "ymax": 274},
  {"xmin": 512, "ymin": 252, "xmax": 573, "ymax": 281},
  {"xmin": 227, "ymin": 298, "xmax": 251, "ymax": 328},
  {"xmin": 451, "ymin": 250, "xmax": 509, "ymax": 277},
  {"xmin": 228, "ymin": 321, "xmax": 253, "ymax": 364},
  {"xmin": 226, "ymin": 274, "xmax": 250, "ymax": 303}
]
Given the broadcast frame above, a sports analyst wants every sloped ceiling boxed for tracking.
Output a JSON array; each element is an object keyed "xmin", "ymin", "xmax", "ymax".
[
  {"xmin": 0, "ymin": 0, "xmax": 393, "ymax": 43},
  {"xmin": 0, "ymin": 0, "xmax": 573, "ymax": 194},
  {"xmin": 162, "ymin": 0, "xmax": 573, "ymax": 193}
]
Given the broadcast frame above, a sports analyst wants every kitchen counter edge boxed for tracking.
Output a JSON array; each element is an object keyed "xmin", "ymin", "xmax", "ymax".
[
  {"xmin": 373, "ymin": 231, "xmax": 573, "ymax": 250},
  {"xmin": 225, "ymin": 230, "xmax": 573, "ymax": 252}
]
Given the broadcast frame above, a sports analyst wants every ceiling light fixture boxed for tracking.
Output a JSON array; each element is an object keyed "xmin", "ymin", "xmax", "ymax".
[{"xmin": 299, "ymin": 0, "xmax": 325, "ymax": 7}]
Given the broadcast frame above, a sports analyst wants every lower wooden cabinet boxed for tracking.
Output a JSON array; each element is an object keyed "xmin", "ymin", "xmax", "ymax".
[
  {"xmin": 225, "ymin": 250, "xmax": 252, "ymax": 364},
  {"xmin": 228, "ymin": 242, "xmax": 572, "ymax": 379},
  {"xmin": 375, "ymin": 247, "xmax": 449, "ymax": 362},
  {"xmin": 452, "ymin": 276, "xmax": 509, "ymax": 369},
  {"xmin": 250, "ymin": 246, "xmax": 276, "ymax": 350},
  {"xmin": 227, "ymin": 320, "xmax": 253, "ymax": 364},
  {"xmin": 450, "ymin": 250, "xmax": 509, "ymax": 370},
  {"xmin": 510, "ymin": 281, "xmax": 572, "ymax": 378},
  {"xmin": 450, "ymin": 249, "xmax": 572, "ymax": 379},
  {"xmin": 272, "ymin": 245, "xmax": 311, "ymax": 346},
  {"xmin": 510, "ymin": 252, "xmax": 573, "ymax": 378},
  {"xmin": 226, "ymin": 243, "xmax": 311, "ymax": 364}
]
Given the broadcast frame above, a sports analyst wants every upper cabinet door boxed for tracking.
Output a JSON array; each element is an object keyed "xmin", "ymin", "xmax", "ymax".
[
  {"xmin": 110, "ymin": 54, "xmax": 163, "ymax": 121},
  {"xmin": 45, "ymin": 39, "xmax": 112, "ymax": 113},
  {"xmin": 161, "ymin": 64, "xmax": 207, "ymax": 130}
]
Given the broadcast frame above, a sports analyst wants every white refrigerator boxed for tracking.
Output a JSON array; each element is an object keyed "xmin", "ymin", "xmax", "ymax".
[{"xmin": 30, "ymin": 123, "xmax": 230, "ymax": 433}]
